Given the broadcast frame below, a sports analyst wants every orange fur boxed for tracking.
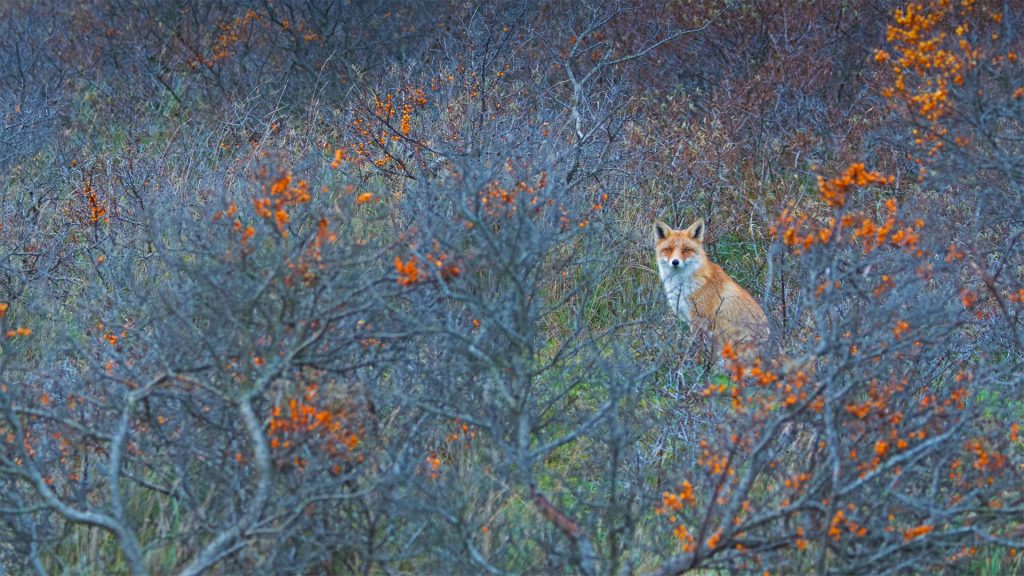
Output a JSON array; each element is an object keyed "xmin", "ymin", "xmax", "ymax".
[{"xmin": 655, "ymin": 219, "xmax": 769, "ymax": 361}]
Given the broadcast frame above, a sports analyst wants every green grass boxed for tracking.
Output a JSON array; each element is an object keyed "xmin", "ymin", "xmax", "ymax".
[{"xmin": 712, "ymin": 232, "xmax": 767, "ymax": 298}]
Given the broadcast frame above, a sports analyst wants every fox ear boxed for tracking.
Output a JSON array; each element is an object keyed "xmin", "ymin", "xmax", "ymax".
[
  {"xmin": 687, "ymin": 218, "xmax": 705, "ymax": 242},
  {"xmin": 654, "ymin": 220, "xmax": 672, "ymax": 240}
]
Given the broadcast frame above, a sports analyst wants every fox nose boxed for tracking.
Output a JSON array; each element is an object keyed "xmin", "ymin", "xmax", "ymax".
[{"xmin": 671, "ymin": 259, "xmax": 680, "ymax": 267}]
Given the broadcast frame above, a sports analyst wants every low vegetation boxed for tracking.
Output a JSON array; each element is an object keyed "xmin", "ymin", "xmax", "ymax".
[{"xmin": 1, "ymin": 0, "xmax": 1021, "ymax": 574}]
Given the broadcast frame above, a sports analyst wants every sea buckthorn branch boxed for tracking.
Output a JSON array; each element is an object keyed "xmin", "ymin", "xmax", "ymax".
[{"xmin": 0, "ymin": 373, "xmax": 171, "ymax": 576}]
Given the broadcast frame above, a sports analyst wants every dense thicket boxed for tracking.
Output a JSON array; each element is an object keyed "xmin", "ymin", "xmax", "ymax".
[{"xmin": 1, "ymin": 1, "xmax": 1022, "ymax": 574}]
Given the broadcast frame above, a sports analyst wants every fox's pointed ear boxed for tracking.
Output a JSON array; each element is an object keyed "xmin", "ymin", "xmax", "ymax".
[
  {"xmin": 687, "ymin": 218, "xmax": 706, "ymax": 242},
  {"xmin": 655, "ymin": 220, "xmax": 672, "ymax": 240}
]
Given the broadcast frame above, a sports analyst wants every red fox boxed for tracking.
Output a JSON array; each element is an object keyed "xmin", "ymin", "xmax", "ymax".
[{"xmin": 655, "ymin": 218, "xmax": 770, "ymax": 361}]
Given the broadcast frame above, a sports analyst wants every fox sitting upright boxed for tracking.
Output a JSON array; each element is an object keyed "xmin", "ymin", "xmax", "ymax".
[{"xmin": 655, "ymin": 218, "xmax": 769, "ymax": 362}]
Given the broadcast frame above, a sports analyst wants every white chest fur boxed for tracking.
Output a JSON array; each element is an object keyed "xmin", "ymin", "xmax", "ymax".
[{"xmin": 658, "ymin": 260, "xmax": 702, "ymax": 322}]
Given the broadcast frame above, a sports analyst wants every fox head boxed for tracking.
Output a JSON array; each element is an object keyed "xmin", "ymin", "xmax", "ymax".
[{"xmin": 654, "ymin": 218, "xmax": 707, "ymax": 279}]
